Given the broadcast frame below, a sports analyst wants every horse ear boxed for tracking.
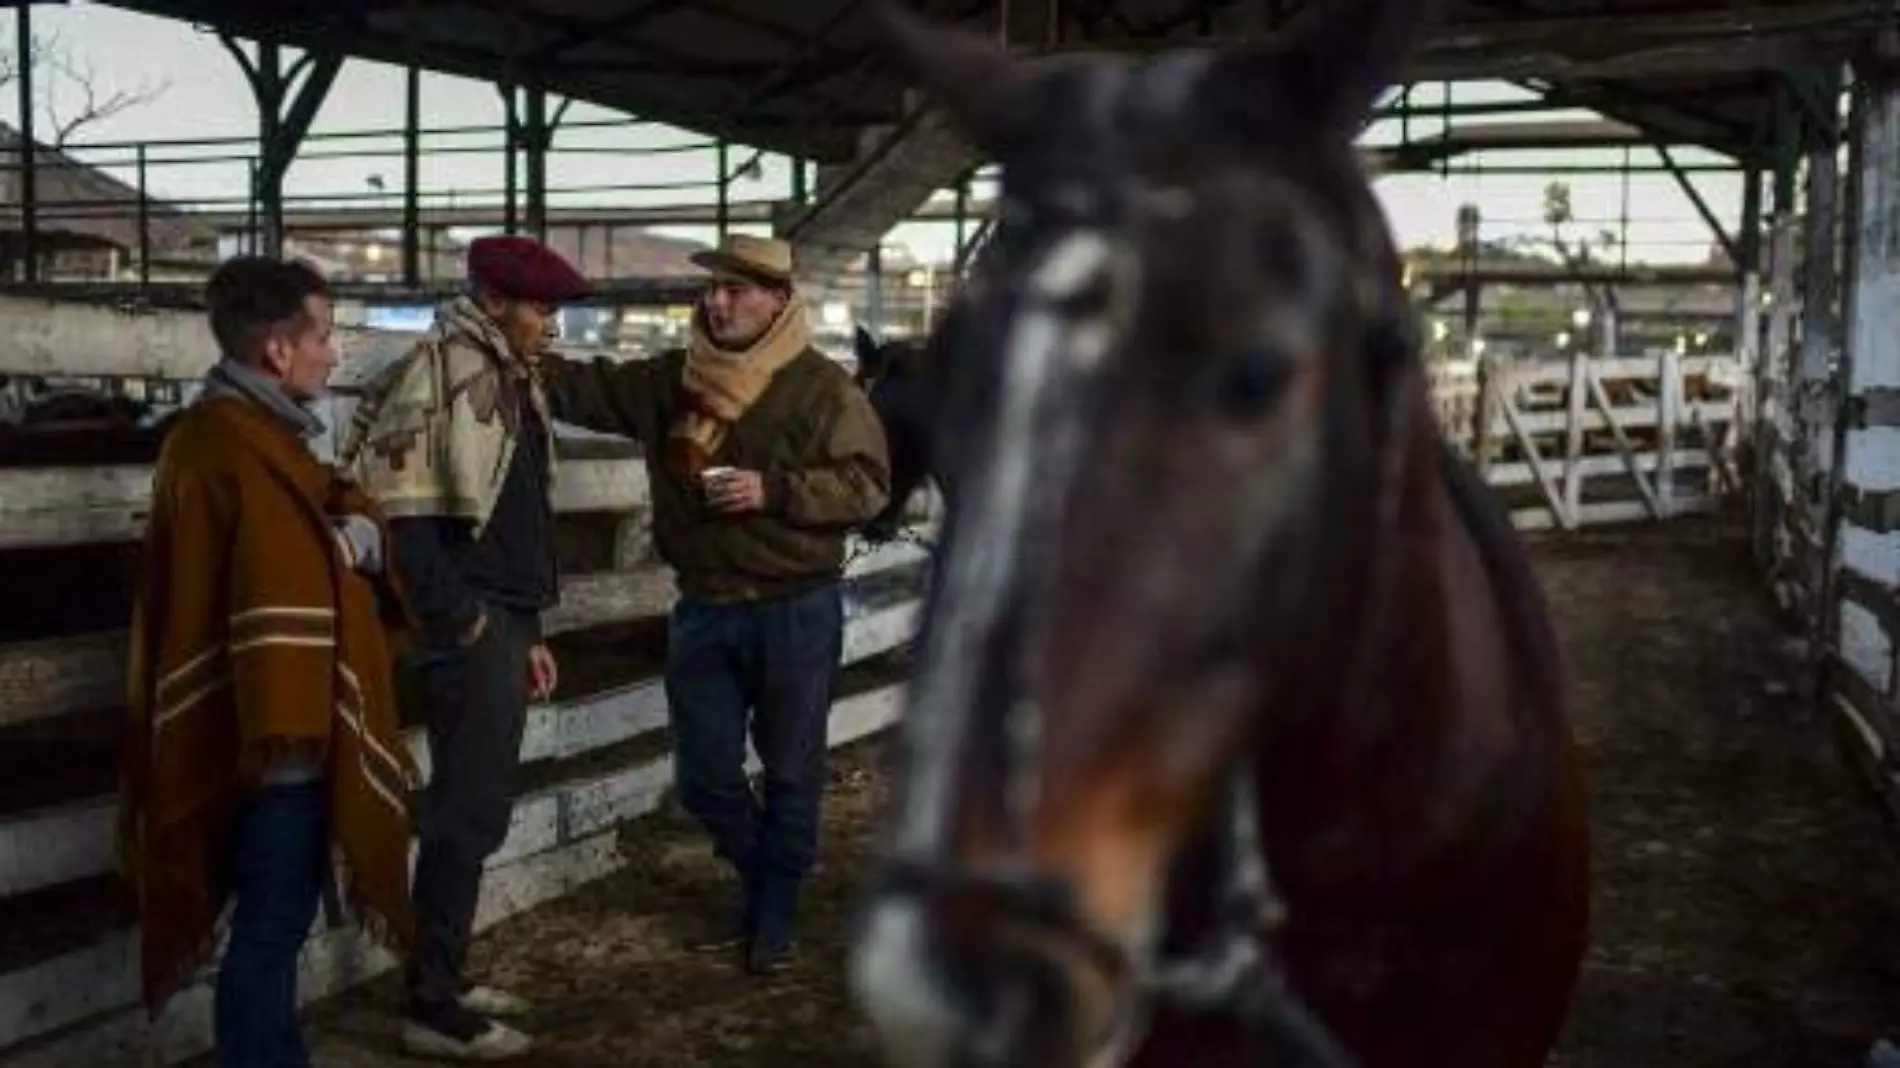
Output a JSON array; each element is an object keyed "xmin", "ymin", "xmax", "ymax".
[
  {"xmin": 870, "ymin": 0, "xmax": 1033, "ymax": 155},
  {"xmin": 1201, "ymin": 0, "xmax": 1437, "ymax": 140}
]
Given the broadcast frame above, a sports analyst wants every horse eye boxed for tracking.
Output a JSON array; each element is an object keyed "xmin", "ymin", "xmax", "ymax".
[{"xmin": 1218, "ymin": 347, "xmax": 1290, "ymax": 418}]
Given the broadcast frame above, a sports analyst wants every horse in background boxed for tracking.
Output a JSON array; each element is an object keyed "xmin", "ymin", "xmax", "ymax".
[
  {"xmin": 847, "ymin": 1, "xmax": 1591, "ymax": 1067},
  {"xmin": 854, "ymin": 325, "xmax": 945, "ymax": 541}
]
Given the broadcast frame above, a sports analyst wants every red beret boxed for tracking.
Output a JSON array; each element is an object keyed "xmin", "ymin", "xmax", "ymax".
[{"xmin": 466, "ymin": 235, "xmax": 591, "ymax": 303}]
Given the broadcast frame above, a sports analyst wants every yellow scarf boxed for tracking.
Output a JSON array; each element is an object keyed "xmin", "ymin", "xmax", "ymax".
[{"xmin": 671, "ymin": 298, "xmax": 812, "ymax": 476}]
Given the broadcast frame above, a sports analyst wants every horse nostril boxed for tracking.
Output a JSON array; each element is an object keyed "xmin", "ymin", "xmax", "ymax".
[{"xmin": 944, "ymin": 934, "xmax": 1101, "ymax": 1068}]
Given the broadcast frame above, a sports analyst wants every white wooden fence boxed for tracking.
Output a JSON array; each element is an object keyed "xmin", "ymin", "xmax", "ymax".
[
  {"xmin": 1753, "ymin": 65, "xmax": 1900, "ymax": 822},
  {"xmin": 0, "ymin": 295, "xmax": 935, "ymax": 1067},
  {"xmin": 1429, "ymin": 346, "xmax": 1744, "ymax": 532}
]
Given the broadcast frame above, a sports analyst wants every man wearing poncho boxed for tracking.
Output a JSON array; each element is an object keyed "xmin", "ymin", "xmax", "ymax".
[{"xmin": 119, "ymin": 257, "xmax": 416, "ymax": 1068}]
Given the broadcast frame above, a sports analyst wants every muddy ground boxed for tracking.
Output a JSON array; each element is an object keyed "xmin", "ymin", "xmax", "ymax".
[{"xmin": 295, "ymin": 517, "xmax": 1900, "ymax": 1067}]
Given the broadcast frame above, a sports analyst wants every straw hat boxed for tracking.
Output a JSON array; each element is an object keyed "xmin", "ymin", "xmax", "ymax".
[{"xmin": 689, "ymin": 233, "xmax": 795, "ymax": 288}]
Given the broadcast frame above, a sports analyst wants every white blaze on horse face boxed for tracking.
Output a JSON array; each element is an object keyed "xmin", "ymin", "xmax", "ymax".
[
  {"xmin": 1034, "ymin": 227, "xmax": 1118, "ymax": 372},
  {"xmin": 859, "ymin": 227, "xmax": 1129, "ymax": 1068},
  {"xmin": 890, "ymin": 227, "xmax": 1119, "ymax": 858},
  {"xmin": 850, "ymin": 901, "xmax": 964, "ymax": 1068}
]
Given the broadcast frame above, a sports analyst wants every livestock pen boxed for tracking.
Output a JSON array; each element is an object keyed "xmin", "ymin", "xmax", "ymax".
[{"xmin": 0, "ymin": 281, "xmax": 1787, "ymax": 1067}]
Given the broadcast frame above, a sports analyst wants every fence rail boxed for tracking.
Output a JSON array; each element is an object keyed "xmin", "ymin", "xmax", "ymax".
[{"xmin": 1430, "ymin": 348, "xmax": 1743, "ymax": 530}]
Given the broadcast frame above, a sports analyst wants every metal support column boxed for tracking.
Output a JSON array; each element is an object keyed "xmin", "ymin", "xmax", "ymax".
[
  {"xmin": 256, "ymin": 42, "xmax": 282, "ymax": 254},
  {"xmin": 222, "ymin": 35, "xmax": 342, "ymax": 259},
  {"xmin": 136, "ymin": 144, "xmax": 150, "ymax": 286},
  {"xmin": 865, "ymin": 243, "xmax": 884, "ymax": 335},
  {"xmin": 1656, "ymin": 141, "xmax": 1741, "ymax": 267},
  {"xmin": 402, "ymin": 60, "xmax": 422, "ymax": 286},
  {"xmin": 524, "ymin": 86, "xmax": 548, "ymax": 242},
  {"xmin": 791, "ymin": 156, "xmax": 809, "ymax": 205},
  {"xmin": 953, "ymin": 169, "xmax": 971, "ymax": 262},
  {"xmin": 15, "ymin": 0, "xmax": 37, "ymax": 282},
  {"xmin": 1457, "ymin": 204, "xmax": 1490, "ymax": 474},
  {"xmin": 502, "ymin": 86, "xmax": 518, "ymax": 235},
  {"xmin": 716, "ymin": 139, "xmax": 731, "ymax": 243}
]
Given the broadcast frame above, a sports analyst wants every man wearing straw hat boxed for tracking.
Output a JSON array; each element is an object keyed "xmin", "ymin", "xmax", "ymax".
[{"xmin": 541, "ymin": 232, "xmax": 890, "ymax": 975}]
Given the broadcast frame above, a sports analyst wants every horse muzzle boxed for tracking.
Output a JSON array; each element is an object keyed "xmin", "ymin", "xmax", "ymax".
[{"xmin": 850, "ymin": 883, "xmax": 1143, "ymax": 1068}]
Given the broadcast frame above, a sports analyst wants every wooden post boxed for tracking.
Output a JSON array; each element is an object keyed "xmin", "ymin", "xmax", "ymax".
[
  {"xmin": 1797, "ymin": 79, "xmax": 1843, "ymax": 641},
  {"xmin": 1758, "ymin": 216, "xmax": 1799, "ymax": 567},
  {"xmin": 1561, "ymin": 341, "xmax": 1588, "ymax": 525},
  {"xmin": 1659, "ymin": 343, "xmax": 1680, "ymax": 517},
  {"xmin": 1828, "ymin": 48, "xmax": 1900, "ymax": 710}
]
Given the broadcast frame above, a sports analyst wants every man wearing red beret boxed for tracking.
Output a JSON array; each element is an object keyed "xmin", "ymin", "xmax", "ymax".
[
  {"xmin": 541, "ymin": 233, "xmax": 890, "ymax": 976},
  {"xmin": 340, "ymin": 233, "xmax": 590, "ymax": 1060}
]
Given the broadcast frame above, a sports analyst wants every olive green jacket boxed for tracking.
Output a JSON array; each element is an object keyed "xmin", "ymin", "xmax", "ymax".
[{"xmin": 541, "ymin": 346, "xmax": 891, "ymax": 603}]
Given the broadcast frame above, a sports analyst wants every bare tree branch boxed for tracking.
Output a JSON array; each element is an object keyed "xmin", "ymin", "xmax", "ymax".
[{"xmin": 0, "ymin": 29, "xmax": 171, "ymax": 148}]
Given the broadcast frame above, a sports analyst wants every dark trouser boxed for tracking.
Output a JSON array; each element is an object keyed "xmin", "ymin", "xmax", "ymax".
[
  {"xmin": 665, "ymin": 583, "xmax": 844, "ymax": 947},
  {"xmin": 407, "ymin": 604, "xmax": 533, "ymax": 1011},
  {"xmin": 215, "ymin": 781, "xmax": 329, "ymax": 1068}
]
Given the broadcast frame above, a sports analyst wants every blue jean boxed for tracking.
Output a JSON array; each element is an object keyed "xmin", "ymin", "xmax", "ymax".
[
  {"xmin": 215, "ymin": 782, "xmax": 329, "ymax": 1068},
  {"xmin": 665, "ymin": 583, "xmax": 844, "ymax": 945}
]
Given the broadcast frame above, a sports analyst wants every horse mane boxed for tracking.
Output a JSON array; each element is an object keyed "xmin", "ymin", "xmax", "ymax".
[{"xmin": 1432, "ymin": 432, "xmax": 1564, "ymax": 706}]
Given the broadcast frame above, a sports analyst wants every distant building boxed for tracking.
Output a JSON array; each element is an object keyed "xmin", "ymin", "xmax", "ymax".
[{"xmin": 0, "ymin": 122, "xmax": 219, "ymax": 281}]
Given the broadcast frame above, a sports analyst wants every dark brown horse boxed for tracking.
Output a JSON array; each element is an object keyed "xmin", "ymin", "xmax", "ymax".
[
  {"xmin": 854, "ymin": 326, "xmax": 941, "ymax": 541},
  {"xmin": 847, "ymin": 3, "xmax": 1591, "ymax": 1068}
]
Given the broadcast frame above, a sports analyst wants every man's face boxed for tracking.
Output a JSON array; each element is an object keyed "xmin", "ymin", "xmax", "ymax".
[
  {"xmin": 480, "ymin": 294, "xmax": 561, "ymax": 363},
  {"xmin": 703, "ymin": 277, "xmax": 788, "ymax": 349},
  {"xmin": 262, "ymin": 294, "xmax": 338, "ymax": 402}
]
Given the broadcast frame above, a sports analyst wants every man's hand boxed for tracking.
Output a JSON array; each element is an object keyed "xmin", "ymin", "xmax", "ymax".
[
  {"xmin": 527, "ymin": 643, "xmax": 559, "ymax": 701},
  {"xmin": 705, "ymin": 469, "xmax": 767, "ymax": 515}
]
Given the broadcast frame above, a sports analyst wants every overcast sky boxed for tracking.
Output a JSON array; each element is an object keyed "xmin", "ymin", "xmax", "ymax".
[{"xmin": 12, "ymin": 3, "xmax": 1748, "ymax": 266}]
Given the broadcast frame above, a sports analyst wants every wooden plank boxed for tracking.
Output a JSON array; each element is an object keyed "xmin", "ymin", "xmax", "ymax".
[
  {"xmin": 0, "ymin": 602, "xmax": 922, "ymax": 900},
  {"xmin": 1497, "ymin": 391, "xmax": 1570, "ymax": 530},
  {"xmin": 0, "ymin": 682, "xmax": 907, "ymax": 1065},
  {"xmin": 0, "ymin": 294, "xmax": 625, "ymax": 383},
  {"xmin": 0, "ymin": 798, "xmax": 115, "ymax": 901},
  {"xmin": 0, "ymin": 833, "xmax": 630, "ymax": 1068},
  {"xmin": 1509, "ymin": 495, "xmax": 1718, "ymax": 532},
  {"xmin": 1483, "ymin": 400, "xmax": 1733, "ymax": 438},
  {"xmin": 1486, "ymin": 449, "xmax": 1712, "ymax": 490},
  {"xmin": 0, "ymin": 539, "xmax": 930, "ymax": 729},
  {"xmin": 0, "ymin": 633, "xmax": 124, "ymax": 734},
  {"xmin": 1504, "ymin": 354, "xmax": 1737, "ymax": 387},
  {"xmin": 0, "ymin": 458, "xmax": 646, "ymax": 551},
  {"xmin": 1584, "ymin": 368, "xmax": 1665, "ymax": 519}
]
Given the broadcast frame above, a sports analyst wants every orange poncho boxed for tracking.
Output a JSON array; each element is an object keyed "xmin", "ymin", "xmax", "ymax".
[{"xmin": 118, "ymin": 394, "xmax": 417, "ymax": 1013}]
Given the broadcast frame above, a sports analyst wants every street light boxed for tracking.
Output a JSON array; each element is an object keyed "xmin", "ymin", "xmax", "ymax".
[
  {"xmin": 1555, "ymin": 331, "xmax": 1572, "ymax": 349},
  {"xmin": 1571, "ymin": 307, "xmax": 1592, "ymax": 329}
]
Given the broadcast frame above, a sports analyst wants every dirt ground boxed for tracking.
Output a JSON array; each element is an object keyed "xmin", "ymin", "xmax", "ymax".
[{"xmin": 296, "ymin": 516, "xmax": 1900, "ymax": 1068}]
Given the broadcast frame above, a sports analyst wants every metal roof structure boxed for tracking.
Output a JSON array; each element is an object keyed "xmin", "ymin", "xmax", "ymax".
[{"xmin": 80, "ymin": 0, "xmax": 1874, "ymax": 163}]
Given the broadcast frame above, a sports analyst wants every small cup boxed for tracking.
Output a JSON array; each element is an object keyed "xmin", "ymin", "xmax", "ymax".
[{"xmin": 699, "ymin": 465, "xmax": 737, "ymax": 501}]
